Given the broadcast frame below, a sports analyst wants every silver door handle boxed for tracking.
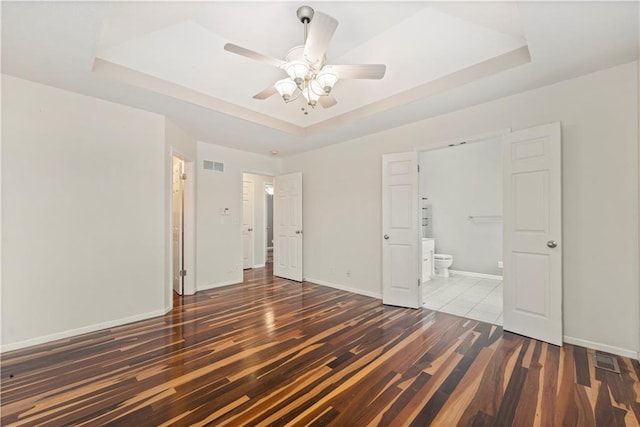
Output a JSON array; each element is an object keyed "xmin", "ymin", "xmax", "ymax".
[
  {"xmin": 248, "ymin": 228, "xmax": 253, "ymax": 232},
  {"xmin": 384, "ymin": 234, "xmax": 389, "ymax": 240},
  {"xmin": 547, "ymin": 240, "xmax": 557, "ymax": 248},
  {"xmin": 295, "ymin": 230, "xmax": 302, "ymax": 234}
]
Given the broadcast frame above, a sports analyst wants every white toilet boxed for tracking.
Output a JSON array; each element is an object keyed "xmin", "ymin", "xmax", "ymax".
[{"xmin": 434, "ymin": 254, "xmax": 454, "ymax": 278}]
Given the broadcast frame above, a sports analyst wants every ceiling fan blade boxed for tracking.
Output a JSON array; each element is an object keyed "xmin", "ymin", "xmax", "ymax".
[
  {"xmin": 303, "ymin": 12, "xmax": 338, "ymax": 66},
  {"xmin": 319, "ymin": 94, "xmax": 337, "ymax": 108},
  {"xmin": 328, "ymin": 64, "xmax": 386, "ymax": 79},
  {"xmin": 224, "ymin": 43, "xmax": 286, "ymax": 68},
  {"xmin": 253, "ymin": 86, "xmax": 277, "ymax": 100}
]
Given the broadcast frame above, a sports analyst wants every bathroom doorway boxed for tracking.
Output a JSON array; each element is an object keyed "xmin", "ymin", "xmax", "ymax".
[
  {"xmin": 241, "ymin": 172, "xmax": 274, "ymax": 269},
  {"xmin": 419, "ymin": 134, "xmax": 504, "ymax": 325}
]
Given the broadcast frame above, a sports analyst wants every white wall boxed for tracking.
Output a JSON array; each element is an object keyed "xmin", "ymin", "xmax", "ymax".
[
  {"xmin": 243, "ymin": 172, "xmax": 274, "ymax": 267},
  {"xmin": 165, "ymin": 119, "xmax": 197, "ymax": 300},
  {"xmin": 283, "ymin": 61, "xmax": 639, "ymax": 357},
  {"xmin": 1, "ymin": 75, "xmax": 167, "ymax": 350},
  {"xmin": 196, "ymin": 142, "xmax": 280, "ymax": 290},
  {"xmin": 420, "ymin": 137, "xmax": 503, "ymax": 275}
]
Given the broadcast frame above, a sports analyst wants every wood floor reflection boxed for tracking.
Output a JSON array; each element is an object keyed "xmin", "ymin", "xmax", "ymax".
[{"xmin": 2, "ymin": 266, "xmax": 639, "ymax": 426}]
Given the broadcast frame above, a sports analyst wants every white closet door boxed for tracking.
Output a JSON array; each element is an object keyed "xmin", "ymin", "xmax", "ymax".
[
  {"xmin": 242, "ymin": 180, "xmax": 254, "ymax": 269},
  {"xmin": 274, "ymin": 172, "xmax": 303, "ymax": 281}
]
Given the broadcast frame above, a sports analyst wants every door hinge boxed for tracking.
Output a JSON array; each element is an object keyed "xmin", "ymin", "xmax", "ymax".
[
  {"xmin": 179, "ymin": 269, "xmax": 187, "ymax": 277},
  {"xmin": 180, "ymin": 173, "xmax": 187, "ymax": 180},
  {"xmin": 417, "ymin": 164, "xmax": 420, "ymax": 173},
  {"xmin": 418, "ymin": 278, "xmax": 421, "ymax": 286}
]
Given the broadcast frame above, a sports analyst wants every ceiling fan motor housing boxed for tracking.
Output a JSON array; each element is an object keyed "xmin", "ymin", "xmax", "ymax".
[{"xmin": 296, "ymin": 6, "xmax": 314, "ymax": 24}]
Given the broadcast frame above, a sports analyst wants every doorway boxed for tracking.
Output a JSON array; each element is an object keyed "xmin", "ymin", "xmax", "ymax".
[
  {"xmin": 419, "ymin": 135, "xmax": 504, "ymax": 325},
  {"xmin": 242, "ymin": 173, "xmax": 274, "ymax": 270},
  {"xmin": 265, "ymin": 183, "xmax": 274, "ymax": 264}
]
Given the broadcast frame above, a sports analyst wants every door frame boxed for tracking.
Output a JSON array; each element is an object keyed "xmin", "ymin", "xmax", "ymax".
[{"xmin": 169, "ymin": 148, "xmax": 196, "ymax": 303}]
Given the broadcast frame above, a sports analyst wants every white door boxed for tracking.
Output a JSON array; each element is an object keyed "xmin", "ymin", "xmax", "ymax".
[
  {"xmin": 242, "ymin": 179, "xmax": 254, "ymax": 269},
  {"xmin": 172, "ymin": 157, "xmax": 184, "ymax": 295},
  {"xmin": 503, "ymin": 122, "xmax": 562, "ymax": 346},
  {"xmin": 274, "ymin": 172, "xmax": 303, "ymax": 281},
  {"xmin": 382, "ymin": 152, "xmax": 421, "ymax": 308}
]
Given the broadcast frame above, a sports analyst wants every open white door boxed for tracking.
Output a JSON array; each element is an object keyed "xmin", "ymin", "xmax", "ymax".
[
  {"xmin": 274, "ymin": 172, "xmax": 303, "ymax": 281},
  {"xmin": 242, "ymin": 179, "xmax": 254, "ymax": 269},
  {"xmin": 503, "ymin": 122, "xmax": 562, "ymax": 346},
  {"xmin": 382, "ymin": 152, "xmax": 421, "ymax": 308}
]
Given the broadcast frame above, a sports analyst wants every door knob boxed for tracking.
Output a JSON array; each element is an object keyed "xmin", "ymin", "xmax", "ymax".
[
  {"xmin": 384, "ymin": 234, "xmax": 389, "ymax": 240},
  {"xmin": 248, "ymin": 228, "xmax": 253, "ymax": 232},
  {"xmin": 547, "ymin": 240, "xmax": 557, "ymax": 248}
]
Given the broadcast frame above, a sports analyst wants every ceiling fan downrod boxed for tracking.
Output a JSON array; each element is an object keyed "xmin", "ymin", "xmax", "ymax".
[{"xmin": 296, "ymin": 5, "xmax": 314, "ymax": 43}]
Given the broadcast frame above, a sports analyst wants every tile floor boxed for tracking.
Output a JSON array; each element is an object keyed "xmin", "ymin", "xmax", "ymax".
[{"xmin": 422, "ymin": 274, "xmax": 503, "ymax": 325}]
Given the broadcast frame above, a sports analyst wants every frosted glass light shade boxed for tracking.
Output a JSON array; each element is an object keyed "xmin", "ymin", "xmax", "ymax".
[
  {"xmin": 274, "ymin": 78, "xmax": 297, "ymax": 101},
  {"xmin": 315, "ymin": 70, "xmax": 338, "ymax": 94},
  {"xmin": 285, "ymin": 61, "xmax": 309, "ymax": 86},
  {"xmin": 303, "ymin": 79, "xmax": 322, "ymax": 106}
]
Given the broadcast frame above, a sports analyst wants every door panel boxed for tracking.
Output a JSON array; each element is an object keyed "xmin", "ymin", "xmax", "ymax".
[
  {"xmin": 382, "ymin": 152, "xmax": 421, "ymax": 308},
  {"xmin": 274, "ymin": 172, "xmax": 303, "ymax": 281},
  {"xmin": 503, "ymin": 122, "xmax": 562, "ymax": 346},
  {"xmin": 242, "ymin": 180, "xmax": 254, "ymax": 269}
]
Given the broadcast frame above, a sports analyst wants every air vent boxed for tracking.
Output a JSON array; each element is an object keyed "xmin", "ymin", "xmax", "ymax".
[
  {"xmin": 593, "ymin": 351, "xmax": 620, "ymax": 373},
  {"xmin": 203, "ymin": 160, "xmax": 224, "ymax": 172}
]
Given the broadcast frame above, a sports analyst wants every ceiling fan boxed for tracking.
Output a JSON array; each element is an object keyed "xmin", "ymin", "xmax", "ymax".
[{"xmin": 223, "ymin": 5, "xmax": 386, "ymax": 113}]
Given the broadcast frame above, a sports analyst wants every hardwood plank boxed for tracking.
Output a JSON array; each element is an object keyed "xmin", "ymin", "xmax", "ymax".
[{"xmin": 1, "ymin": 265, "xmax": 639, "ymax": 426}]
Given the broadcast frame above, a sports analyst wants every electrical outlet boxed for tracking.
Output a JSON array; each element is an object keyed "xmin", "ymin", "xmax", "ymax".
[{"xmin": 498, "ymin": 261, "xmax": 503, "ymax": 269}]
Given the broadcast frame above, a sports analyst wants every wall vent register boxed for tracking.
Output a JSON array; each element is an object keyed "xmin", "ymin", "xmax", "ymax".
[
  {"xmin": 593, "ymin": 352, "xmax": 620, "ymax": 373},
  {"xmin": 203, "ymin": 160, "xmax": 225, "ymax": 172}
]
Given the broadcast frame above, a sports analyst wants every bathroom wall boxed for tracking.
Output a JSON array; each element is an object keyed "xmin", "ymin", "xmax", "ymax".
[{"xmin": 420, "ymin": 137, "xmax": 503, "ymax": 276}]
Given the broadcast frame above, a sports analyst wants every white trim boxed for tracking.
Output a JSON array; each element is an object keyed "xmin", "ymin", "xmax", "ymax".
[
  {"xmin": 414, "ymin": 128, "xmax": 511, "ymax": 153},
  {"xmin": 241, "ymin": 168, "xmax": 276, "ymax": 177},
  {"xmin": 449, "ymin": 269, "xmax": 503, "ymax": 280},
  {"xmin": 197, "ymin": 278, "xmax": 242, "ymax": 292},
  {"xmin": 1, "ymin": 308, "xmax": 170, "ymax": 353},
  {"xmin": 305, "ymin": 277, "xmax": 382, "ymax": 299},
  {"xmin": 253, "ymin": 263, "xmax": 266, "ymax": 268},
  {"xmin": 563, "ymin": 335, "xmax": 639, "ymax": 359}
]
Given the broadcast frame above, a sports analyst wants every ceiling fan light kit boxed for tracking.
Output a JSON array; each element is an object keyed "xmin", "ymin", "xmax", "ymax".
[{"xmin": 223, "ymin": 5, "xmax": 386, "ymax": 113}]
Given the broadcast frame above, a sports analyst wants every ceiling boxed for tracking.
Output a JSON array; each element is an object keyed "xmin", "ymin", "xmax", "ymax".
[{"xmin": 2, "ymin": 1, "xmax": 638, "ymax": 157}]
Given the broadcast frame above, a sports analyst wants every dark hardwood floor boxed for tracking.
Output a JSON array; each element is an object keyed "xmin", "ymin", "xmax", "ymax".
[{"xmin": 2, "ymin": 266, "xmax": 639, "ymax": 426}]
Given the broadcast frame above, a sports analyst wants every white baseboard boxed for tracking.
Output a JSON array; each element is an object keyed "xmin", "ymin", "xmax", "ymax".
[
  {"xmin": 253, "ymin": 263, "xmax": 266, "ymax": 268},
  {"xmin": 305, "ymin": 277, "xmax": 382, "ymax": 300},
  {"xmin": 563, "ymin": 335, "xmax": 639, "ymax": 359},
  {"xmin": 197, "ymin": 278, "xmax": 242, "ymax": 292},
  {"xmin": 449, "ymin": 269, "xmax": 503, "ymax": 280},
  {"xmin": 1, "ymin": 307, "xmax": 170, "ymax": 353}
]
